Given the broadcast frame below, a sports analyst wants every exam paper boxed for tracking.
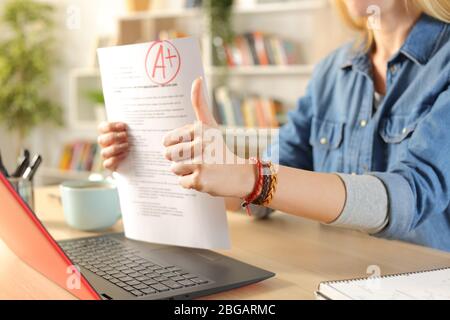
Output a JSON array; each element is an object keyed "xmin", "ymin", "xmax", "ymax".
[{"xmin": 97, "ymin": 38, "xmax": 230, "ymax": 249}]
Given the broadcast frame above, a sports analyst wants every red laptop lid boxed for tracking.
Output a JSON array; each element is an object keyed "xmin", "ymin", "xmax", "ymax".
[{"xmin": 0, "ymin": 173, "xmax": 100, "ymax": 300}]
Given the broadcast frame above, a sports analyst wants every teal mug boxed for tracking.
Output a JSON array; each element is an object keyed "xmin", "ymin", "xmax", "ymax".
[{"xmin": 60, "ymin": 180, "xmax": 121, "ymax": 231}]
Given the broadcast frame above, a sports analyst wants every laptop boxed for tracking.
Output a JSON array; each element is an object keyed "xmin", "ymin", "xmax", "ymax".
[{"xmin": 0, "ymin": 173, "xmax": 274, "ymax": 300}]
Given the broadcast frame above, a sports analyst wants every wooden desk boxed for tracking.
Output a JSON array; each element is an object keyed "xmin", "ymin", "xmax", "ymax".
[{"xmin": 1, "ymin": 186, "xmax": 449, "ymax": 300}]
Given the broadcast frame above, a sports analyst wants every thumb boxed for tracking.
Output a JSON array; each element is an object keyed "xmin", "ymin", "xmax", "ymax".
[{"xmin": 191, "ymin": 77, "xmax": 217, "ymax": 127}]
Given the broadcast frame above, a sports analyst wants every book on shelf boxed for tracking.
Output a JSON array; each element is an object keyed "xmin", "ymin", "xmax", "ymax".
[
  {"xmin": 213, "ymin": 86, "xmax": 286, "ymax": 128},
  {"xmin": 58, "ymin": 141, "xmax": 103, "ymax": 173},
  {"xmin": 223, "ymin": 32, "xmax": 299, "ymax": 67}
]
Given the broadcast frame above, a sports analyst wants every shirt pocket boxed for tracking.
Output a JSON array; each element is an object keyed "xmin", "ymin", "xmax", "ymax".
[
  {"xmin": 309, "ymin": 117, "xmax": 345, "ymax": 172},
  {"xmin": 379, "ymin": 115, "xmax": 419, "ymax": 164}
]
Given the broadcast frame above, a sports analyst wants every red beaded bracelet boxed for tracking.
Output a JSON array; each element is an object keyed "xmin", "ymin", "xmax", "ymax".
[{"xmin": 242, "ymin": 158, "xmax": 264, "ymax": 216}]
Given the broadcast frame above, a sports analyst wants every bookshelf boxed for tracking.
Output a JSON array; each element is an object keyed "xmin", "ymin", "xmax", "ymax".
[
  {"xmin": 118, "ymin": 7, "xmax": 200, "ymax": 21},
  {"xmin": 40, "ymin": 167, "xmax": 93, "ymax": 180},
  {"xmin": 233, "ymin": 0, "xmax": 327, "ymax": 14},
  {"xmin": 119, "ymin": 0, "xmax": 327, "ymax": 21},
  {"xmin": 112, "ymin": 0, "xmax": 335, "ymax": 157},
  {"xmin": 49, "ymin": 0, "xmax": 349, "ymax": 182},
  {"xmin": 38, "ymin": 138, "xmax": 105, "ymax": 184},
  {"xmin": 72, "ymin": 0, "xmax": 334, "ymax": 131},
  {"xmin": 206, "ymin": 64, "xmax": 315, "ymax": 76}
]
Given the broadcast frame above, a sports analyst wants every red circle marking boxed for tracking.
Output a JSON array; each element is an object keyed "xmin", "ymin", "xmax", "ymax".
[{"xmin": 145, "ymin": 40, "xmax": 182, "ymax": 86}]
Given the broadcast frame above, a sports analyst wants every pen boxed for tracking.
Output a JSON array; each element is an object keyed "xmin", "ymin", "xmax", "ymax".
[
  {"xmin": 0, "ymin": 151, "xmax": 9, "ymax": 178},
  {"xmin": 17, "ymin": 148, "xmax": 30, "ymax": 159},
  {"xmin": 13, "ymin": 149, "xmax": 30, "ymax": 178},
  {"xmin": 22, "ymin": 155, "xmax": 42, "ymax": 181},
  {"xmin": 20, "ymin": 149, "xmax": 30, "ymax": 165}
]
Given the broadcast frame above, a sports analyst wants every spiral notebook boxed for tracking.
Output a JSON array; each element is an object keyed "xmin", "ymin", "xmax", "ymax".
[{"xmin": 316, "ymin": 267, "xmax": 450, "ymax": 300}]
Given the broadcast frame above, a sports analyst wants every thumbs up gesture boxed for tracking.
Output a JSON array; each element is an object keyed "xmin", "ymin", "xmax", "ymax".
[
  {"xmin": 191, "ymin": 77, "xmax": 218, "ymax": 127},
  {"xmin": 163, "ymin": 78, "xmax": 255, "ymax": 198}
]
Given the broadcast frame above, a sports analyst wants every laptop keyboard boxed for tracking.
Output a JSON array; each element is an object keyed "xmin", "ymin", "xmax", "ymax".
[{"xmin": 59, "ymin": 236, "xmax": 210, "ymax": 297}]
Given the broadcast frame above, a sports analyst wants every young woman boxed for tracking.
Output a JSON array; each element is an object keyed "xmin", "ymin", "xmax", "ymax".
[{"xmin": 98, "ymin": 0, "xmax": 450, "ymax": 251}]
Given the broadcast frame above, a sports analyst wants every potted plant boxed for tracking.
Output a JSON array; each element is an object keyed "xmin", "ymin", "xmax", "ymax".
[
  {"xmin": 86, "ymin": 90, "xmax": 107, "ymax": 124},
  {"xmin": 0, "ymin": 0, "xmax": 62, "ymax": 155},
  {"xmin": 203, "ymin": 0, "xmax": 235, "ymax": 67}
]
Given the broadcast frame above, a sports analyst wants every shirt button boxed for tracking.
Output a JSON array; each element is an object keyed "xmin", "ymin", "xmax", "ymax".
[
  {"xmin": 360, "ymin": 120, "xmax": 368, "ymax": 128},
  {"xmin": 390, "ymin": 65, "xmax": 398, "ymax": 74},
  {"xmin": 320, "ymin": 137, "xmax": 328, "ymax": 145},
  {"xmin": 402, "ymin": 127, "xmax": 408, "ymax": 134}
]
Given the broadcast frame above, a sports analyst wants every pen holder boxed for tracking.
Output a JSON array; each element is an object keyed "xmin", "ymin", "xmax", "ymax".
[{"xmin": 8, "ymin": 177, "xmax": 35, "ymax": 212}]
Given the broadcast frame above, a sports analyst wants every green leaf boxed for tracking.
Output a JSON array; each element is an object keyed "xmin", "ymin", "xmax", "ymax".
[
  {"xmin": 85, "ymin": 90, "xmax": 105, "ymax": 105},
  {"xmin": 0, "ymin": 0, "xmax": 63, "ymax": 139}
]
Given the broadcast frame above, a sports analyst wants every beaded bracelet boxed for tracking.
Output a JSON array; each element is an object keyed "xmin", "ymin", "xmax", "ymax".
[
  {"xmin": 253, "ymin": 162, "xmax": 272, "ymax": 205},
  {"xmin": 262, "ymin": 162, "xmax": 278, "ymax": 206},
  {"xmin": 242, "ymin": 158, "xmax": 264, "ymax": 216},
  {"xmin": 242, "ymin": 159, "xmax": 278, "ymax": 215}
]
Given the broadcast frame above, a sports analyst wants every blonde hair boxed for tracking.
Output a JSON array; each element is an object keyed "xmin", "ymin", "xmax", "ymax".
[{"xmin": 335, "ymin": 0, "xmax": 450, "ymax": 50}]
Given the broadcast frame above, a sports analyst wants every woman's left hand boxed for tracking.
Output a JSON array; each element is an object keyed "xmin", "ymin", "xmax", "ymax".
[{"xmin": 163, "ymin": 78, "xmax": 255, "ymax": 199}]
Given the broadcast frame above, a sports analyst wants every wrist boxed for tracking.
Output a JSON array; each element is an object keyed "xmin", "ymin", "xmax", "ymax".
[{"xmin": 235, "ymin": 162, "xmax": 257, "ymax": 199}]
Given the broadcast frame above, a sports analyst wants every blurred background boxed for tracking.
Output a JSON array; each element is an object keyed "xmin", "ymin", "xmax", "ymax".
[{"xmin": 0, "ymin": 0, "xmax": 353, "ymax": 186}]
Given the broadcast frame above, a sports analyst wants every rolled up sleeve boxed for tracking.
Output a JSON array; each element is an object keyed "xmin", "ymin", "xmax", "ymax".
[
  {"xmin": 330, "ymin": 174, "xmax": 389, "ymax": 234},
  {"xmin": 369, "ymin": 172, "xmax": 415, "ymax": 239}
]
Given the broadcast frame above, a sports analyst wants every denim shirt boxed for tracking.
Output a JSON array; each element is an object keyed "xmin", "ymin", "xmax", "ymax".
[{"xmin": 268, "ymin": 15, "xmax": 450, "ymax": 251}]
